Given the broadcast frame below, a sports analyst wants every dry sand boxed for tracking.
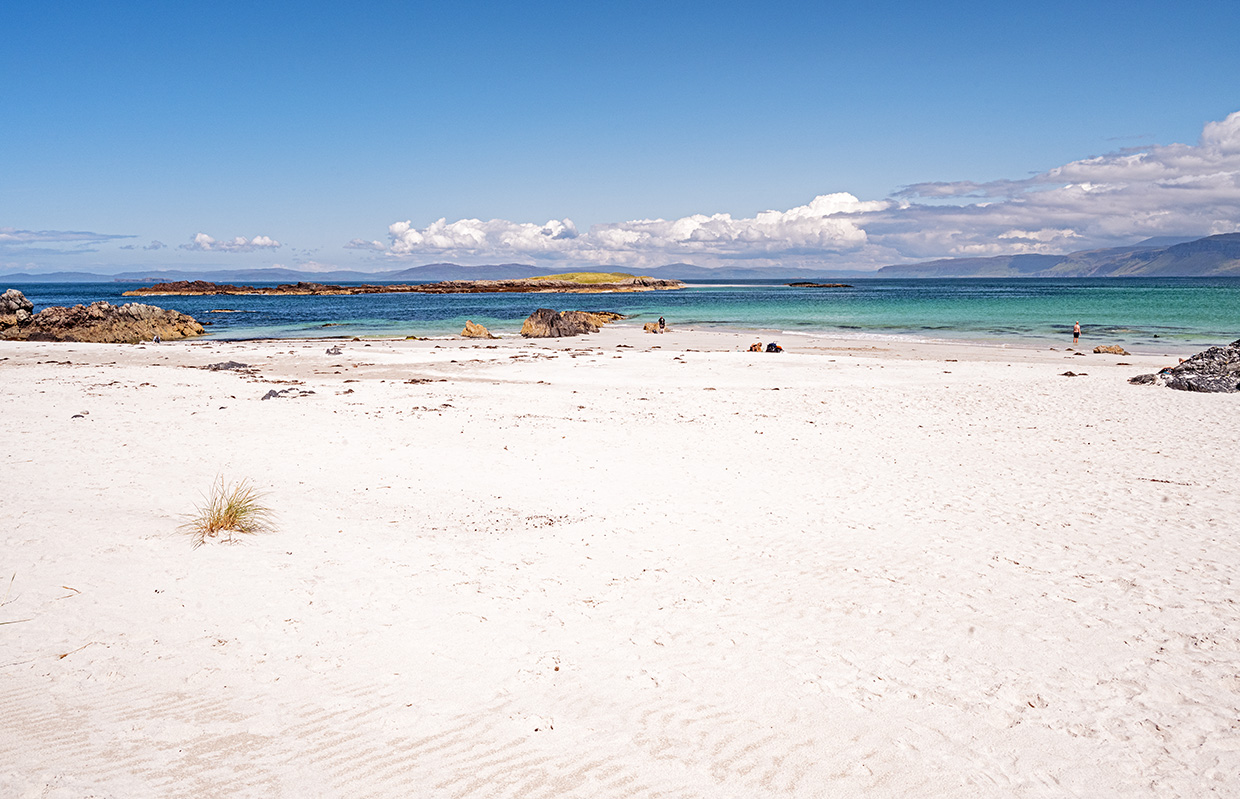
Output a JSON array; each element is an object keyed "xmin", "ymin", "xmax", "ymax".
[{"xmin": 1, "ymin": 327, "xmax": 1237, "ymax": 797}]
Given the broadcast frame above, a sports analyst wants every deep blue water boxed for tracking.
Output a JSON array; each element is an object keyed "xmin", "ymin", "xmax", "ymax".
[{"xmin": 8, "ymin": 278, "xmax": 1239, "ymax": 348}]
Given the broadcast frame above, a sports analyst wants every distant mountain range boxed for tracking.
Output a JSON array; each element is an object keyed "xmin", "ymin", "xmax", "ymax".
[
  {"xmin": 875, "ymin": 234, "xmax": 1240, "ymax": 277},
  {"xmin": 4, "ymin": 234, "xmax": 1239, "ymax": 283}
]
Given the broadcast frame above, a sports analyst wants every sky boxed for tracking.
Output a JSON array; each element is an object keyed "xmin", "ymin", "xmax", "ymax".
[{"xmin": 2, "ymin": 0, "xmax": 1239, "ymax": 275}]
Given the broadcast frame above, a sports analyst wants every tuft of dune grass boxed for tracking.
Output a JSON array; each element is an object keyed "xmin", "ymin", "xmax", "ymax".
[{"xmin": 181, "ymin": 477, "xmax": 276, "ymax": 548}]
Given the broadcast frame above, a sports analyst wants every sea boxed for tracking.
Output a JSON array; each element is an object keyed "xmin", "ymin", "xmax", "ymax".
[{"xmin": 8, "ymin": 278, "xmax": 1239, "ymax": 350}]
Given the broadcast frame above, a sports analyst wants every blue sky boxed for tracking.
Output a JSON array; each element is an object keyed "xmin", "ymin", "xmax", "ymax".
[{"xmin": 3, "ymin": 0, "xmax": 1239, "ymax": 274}]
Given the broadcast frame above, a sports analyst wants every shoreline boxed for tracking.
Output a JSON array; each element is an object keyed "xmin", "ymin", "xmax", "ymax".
[{"xmin": 185, "ymin": 321, "xmax": 1200, "ymax": 360}]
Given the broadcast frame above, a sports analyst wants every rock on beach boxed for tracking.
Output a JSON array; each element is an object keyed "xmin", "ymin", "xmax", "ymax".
[
  {"xmin": 0, "ymin": 288, "xmax": 35, "ymax": 331},
  {"xmin": 520, "ymin": 309, "xmax": 623, "ymax": 338},
  {"xmin": 0, "ymin": 291, "xmax": 205, "ymax": 344},
  {"xmin": 461, "ymin": 320, "xmax": 497, "ymax": 339},
  {"xmin": 1129, "ymin": 338, "xmax": 1240, "ymax": 393}
]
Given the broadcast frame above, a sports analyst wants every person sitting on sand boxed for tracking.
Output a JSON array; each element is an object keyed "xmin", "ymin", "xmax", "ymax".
[
  {"xmin": 749, "ymin": 342, "xmax": 763, "ymax": 352},
  {"xmin": 658, "ymin": 316, "xmax": 666, "ymax": 332},
  {"xmin": 766, "ymin": 342, "xmax": 783, "ymax": 353}
]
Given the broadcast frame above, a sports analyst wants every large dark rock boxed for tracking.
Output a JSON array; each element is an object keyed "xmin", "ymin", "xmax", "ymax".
[
  {"xmin": 1, "ymin": 300, "xmax": 205, "ymax": 344},
  {"xmin": 520, "ymin": 309, "xmax": 623, "ymax": 338},
  {"xmin": 1128, "ymin": 339, "xmax": 1240, "ymax": 393}
]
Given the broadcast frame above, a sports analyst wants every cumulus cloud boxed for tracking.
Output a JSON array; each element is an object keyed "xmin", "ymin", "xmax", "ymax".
[
  {"xmin": 378, "ymin": 194, "xmax": 884, "ymax": 266},
  {"xmin": 179, "ymin": 232, "xmax": 282, "ymax": 252}
]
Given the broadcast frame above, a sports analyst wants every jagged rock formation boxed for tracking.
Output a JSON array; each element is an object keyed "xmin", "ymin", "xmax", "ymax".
[
  {"xmin": 461, "ymin": 320, "xmax": 497, "ymax": 339},
  {"xmin": 1093, "ymin": 345, "xmax": 1130, "ymax": 355},
  {"xmin": 643, "ymin": 322, "xmax": 663, "ymax": 334},
  {"xmin": 1128, "ymin": 339, "xmax": 1240, "ymax": 393},
  {"xmin": 0, "ymin": 289, "xmax": 35, "ymax": 332},
  {"xmin": 1, "ymin": 297, "xmax": 204, "ymax": 343},
  {"xmin": 520, "ymin": 309, "xmax": 624, "ymax": 338}
]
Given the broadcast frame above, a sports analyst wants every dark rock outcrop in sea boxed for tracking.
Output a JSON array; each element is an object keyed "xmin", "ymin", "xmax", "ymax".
[
  {"xmin": 123, "ymin": 276, "xmax": 685, "ymax": 296},
  {"xmin": 786, "ymin": 282, "xmax": 853, "ymax": 288},
  {"xmin": 0, "ymin": 292, "xmax": 205, "ymax": 344},
  {"xmin": 1128, "ymin": 338, "xmax": 1240, "ymax": 393},
  {"xmin": 520, "ymin": 309, "xmax": 624, "ymax": 338}
]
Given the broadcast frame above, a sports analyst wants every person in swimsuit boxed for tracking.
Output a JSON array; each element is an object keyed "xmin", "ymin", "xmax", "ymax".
[
  {"xmin": 1073, "ymin": 321, "xmax": 1080, "ymax": 345},
  {"xmin": 658, "ymin": 316, "xmax": 665, "ymax": 332}
]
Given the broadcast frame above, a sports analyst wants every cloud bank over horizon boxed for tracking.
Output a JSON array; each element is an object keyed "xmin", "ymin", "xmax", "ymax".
[{"xmin": 370, "ymin": 111, "xmax": 1240, "ymax": 268}]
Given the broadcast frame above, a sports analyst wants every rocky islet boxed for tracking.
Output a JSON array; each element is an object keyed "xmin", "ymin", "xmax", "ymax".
[{"xmin": 0, "ymin": 289, "xmax": 205, "ymax": 344}]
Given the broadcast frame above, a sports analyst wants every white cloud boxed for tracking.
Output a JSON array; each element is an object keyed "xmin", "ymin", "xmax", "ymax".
[
  {"xmin": 180, "ymin": 232, "xmax": 282, "ymax": 252},
  {"xmin": 344, "ymin": 238, "xmax": 386, "ymax": 251},
  {"xmin": 356, "ymin": 111, "xmax": 1240, "ymax": 268},
  {"xmin": 378, "ymin": 194, "xmax": 884, "ymax": 266},
  {"xmin": 0, "ymin": 227, "xmax": 132, "ymax": 249},
  {"xmin": 874, "ymin": 111, "xmax": 1240, "ymax": 258}
]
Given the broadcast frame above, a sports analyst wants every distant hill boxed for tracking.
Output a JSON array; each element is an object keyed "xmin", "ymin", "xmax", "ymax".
[
  {"xmin": 878, "ymin": 233, "xmax": 1240, "ymax": 277},
  {"xmin": 7, "ymin": 235, "xmax": 1237, "ymax": 284}
]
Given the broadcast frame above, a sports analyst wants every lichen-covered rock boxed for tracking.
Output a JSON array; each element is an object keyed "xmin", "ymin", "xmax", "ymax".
[
  {"xmin": 1093, "ymin": 345, "xmax": 1129, "ymax": 355},
  {"xmin": 643, "ymin": 322, "xmax": 663, "ymax": 334},
  {"xmin": 1128, "ymin": 338, "xmax": 1240, "ymax": 393},
  {"xmin": 1, "ymin": 300, "xmax": 205, "ymax": 344},
  {"xmin": 461, "ymin": 320, "xmax": 497, "ymax": 339},
  {"xmin": 0, "ymin": 289, "xmax": 34, "ymax": 331},
  {"xmin": 520, "ymin": 309, "xmax": 623, "ymax": 338}
]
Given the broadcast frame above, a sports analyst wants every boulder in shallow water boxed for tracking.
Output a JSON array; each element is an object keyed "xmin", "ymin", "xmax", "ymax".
[
  {"xmin": 1093, "ymin": 345, "xmax": 1129, "ymax": 355},
  {"xmin": 520, "ymin": 309, "xmax": 622, "ymax": 338},
  {"xmin": 1128, "ymin": 338, "xmax": 1240, "ymax": 393},
  {"xmin": 1, "ymin": 300, "xmax": 205, "ymax": 344},
  {"xmin": 461, "ymin": 320, "xmax": 497, "ymax": 339}
]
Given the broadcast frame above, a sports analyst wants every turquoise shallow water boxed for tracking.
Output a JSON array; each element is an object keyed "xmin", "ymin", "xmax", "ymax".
[{"xmin": 9, "ymin": 278, "xmax": 1239, "ymax": 349}]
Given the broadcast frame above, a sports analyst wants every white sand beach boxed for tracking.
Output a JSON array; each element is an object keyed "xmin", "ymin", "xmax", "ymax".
[{"xmin": 2, "ymin": 327, "xmax": 1237, "ymax": 798}]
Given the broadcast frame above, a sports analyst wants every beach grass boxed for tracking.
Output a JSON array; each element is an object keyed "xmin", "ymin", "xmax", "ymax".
[{"xmin": 181, "ymin": 477, "xmax": 276, "ymax": 548}]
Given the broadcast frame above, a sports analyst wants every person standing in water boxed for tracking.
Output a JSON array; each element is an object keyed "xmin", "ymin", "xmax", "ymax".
[{"xmin": 1073, "ymin": 321, "xmax": 1081, "ymax": 345}]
